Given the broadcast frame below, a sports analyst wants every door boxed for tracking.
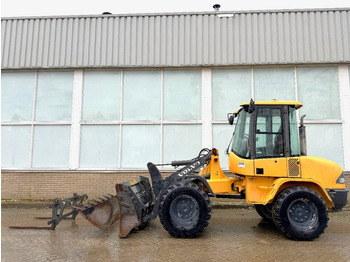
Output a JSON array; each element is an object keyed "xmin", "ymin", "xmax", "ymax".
[{"xmin": 254, "ymin": 106, "xmax": 288, "ymax": 177}]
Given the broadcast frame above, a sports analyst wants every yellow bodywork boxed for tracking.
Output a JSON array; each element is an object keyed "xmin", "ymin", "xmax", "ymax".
[
  {"xmin": 200, "ymin": 149, "xmax": 344, "ymax": 210},
  {"xmin": 200, "ymin": 151, "xmax": 239, "ymax": 194},
  {"xmin": 199, "ymin": 100, "xmax": 345, "ymax": 211}
]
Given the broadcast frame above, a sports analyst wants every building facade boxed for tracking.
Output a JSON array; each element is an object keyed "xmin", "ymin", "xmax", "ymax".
[{"xmin": 1, "ymin": 8, "xmax": 350, "ymax": 199}]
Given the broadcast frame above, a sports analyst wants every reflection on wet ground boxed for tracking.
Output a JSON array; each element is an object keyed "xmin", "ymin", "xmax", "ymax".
[{"xmin": 2, "ymin": 208, "xmax": 350, "ymax": 261}]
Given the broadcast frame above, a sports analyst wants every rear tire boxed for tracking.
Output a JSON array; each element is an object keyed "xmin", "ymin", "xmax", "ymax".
[
  {"xmin": 272, "ymin": 186, "xmax": 328, "ymax": 241},
  {"xmin": 254, "ymin": 204, "xmax": 273, "ymax": 222},
  {"xmin": 158, "ymin": 181, "xmax": 211, "ymax": 238}
]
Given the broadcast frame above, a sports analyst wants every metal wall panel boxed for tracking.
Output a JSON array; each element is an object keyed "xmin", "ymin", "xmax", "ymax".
[{"xmin": 2, "ymin": 9, "xmax": 350, "ymax": 69}]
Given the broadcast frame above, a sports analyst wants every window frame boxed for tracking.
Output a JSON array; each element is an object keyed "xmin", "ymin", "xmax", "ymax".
[
  {"xmin": 79, "ymin": 68, "xmax": 203, "ymax": 170},
  {"xmin": 1, "ymin": 65, "xmax": 347, "ymax": 171},
  {"xmin": 1, "ymin": 70, "xmax": 74, "ymax": 170},
  {"xmin": 251, "ymin": 105, "xmax": 291, "ymax": 159}
]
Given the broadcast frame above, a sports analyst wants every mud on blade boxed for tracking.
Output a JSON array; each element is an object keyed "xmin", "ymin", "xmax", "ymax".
[
  {"xmin": 77, "ymin": 195, "xmax": 120, "ymax": 228},
  {"xmin": 77, "ymin": 176, "xmax": 154, "ymax": 237}
]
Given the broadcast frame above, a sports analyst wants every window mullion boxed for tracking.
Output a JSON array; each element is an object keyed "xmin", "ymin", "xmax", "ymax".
[
  {"xmin": 160, "ymin": 69, "xmax": 164, "ymax": 164},
  {"xmin": 69, "ymin": 69, "xmax": 83, "ymax": 169},
  {"xmin": 29, "ymin": 71, "xmax": 38, "ymax": 168},
  {"xmin": 202, "ymin": 68, "xmax": 212, "ymax": 149},
  {"xmin": 118, "ymin": 70, "xmax": 124, "ymax": 168},
  {"xmin": 338, "ymin": 65, "xmax": 350, "ymax": 170}
]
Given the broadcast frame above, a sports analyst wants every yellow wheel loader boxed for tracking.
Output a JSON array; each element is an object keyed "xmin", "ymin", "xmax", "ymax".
[{"xmin": 79, "ymin": 100, "xmax": 348, "ymax": 241}]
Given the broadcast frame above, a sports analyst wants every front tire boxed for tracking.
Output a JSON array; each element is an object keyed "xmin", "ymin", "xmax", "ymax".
[
  {"xmin": 272, "ymin": 186, "xmax": 328, "ymax": 241},
  {"xmin": 158, "ymin": 181, "xmax": 211, "ymax": 238}
]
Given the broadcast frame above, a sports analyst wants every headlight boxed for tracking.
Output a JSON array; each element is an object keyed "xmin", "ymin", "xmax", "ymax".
[{"xmin": 336, "ymin": 172, "xmax": 345, "ymax": 184}]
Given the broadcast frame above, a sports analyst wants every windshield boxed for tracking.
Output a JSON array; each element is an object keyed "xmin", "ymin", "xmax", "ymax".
[{"xmin": 231, "ymin": 108, "xmax": 251, "ymax": 158}]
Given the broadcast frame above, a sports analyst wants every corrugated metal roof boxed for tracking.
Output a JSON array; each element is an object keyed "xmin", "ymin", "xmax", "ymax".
[{"xmin": 2, "ymin": 8, "xmax": 350, "ymax": 69}]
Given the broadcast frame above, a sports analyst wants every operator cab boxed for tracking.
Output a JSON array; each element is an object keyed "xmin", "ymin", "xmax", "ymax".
[{"xmin": 228, "ymin": 100, "xmax": 303, "ymax": 177}]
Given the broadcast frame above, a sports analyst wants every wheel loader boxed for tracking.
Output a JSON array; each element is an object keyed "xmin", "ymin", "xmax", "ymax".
[{"xmin": 78, "ymin": 99, "xmax": 348, "ymax": 241}]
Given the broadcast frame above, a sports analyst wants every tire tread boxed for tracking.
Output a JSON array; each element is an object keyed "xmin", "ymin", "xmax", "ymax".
[
  {"xmin": 158, "ymin": 181, "xmax": 211, "ymax": 238},
  {"xmin": 272, "ymin": 186, "xmax": 328, "ymax": 241}
]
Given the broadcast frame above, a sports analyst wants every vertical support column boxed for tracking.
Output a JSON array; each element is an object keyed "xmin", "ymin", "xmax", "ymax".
[
  {"xmin": 338, "ymin": 65, "xmax": 350, "ymax": 171},
  {"xmin": 29, "ymin": 71, "xmax": 38, "ymax": 167},
  {"xmin": 160, "ymin": 70, "xmax": 164, "ymax": 164},
  {"xmin": 202, "ymin": 68, "xmax": 212, "ymax": 149},
  {"xmin": 118, "ymin": 70, "xmax": 124, "ymax": 168},
  {"xmin": 69, "ymin": 70, "xmax": 84, "ymax": 169}
]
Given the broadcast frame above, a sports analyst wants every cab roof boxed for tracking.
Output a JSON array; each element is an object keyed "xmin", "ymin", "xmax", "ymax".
[{"xmin": 240, "ymin": 100, "xmax": 303, "ymax": 109}]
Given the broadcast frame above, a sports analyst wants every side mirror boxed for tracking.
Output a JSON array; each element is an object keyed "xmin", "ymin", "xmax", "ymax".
[{"xmin": 227, "ymin": 113, "xmax": 234, "ymax": 125}]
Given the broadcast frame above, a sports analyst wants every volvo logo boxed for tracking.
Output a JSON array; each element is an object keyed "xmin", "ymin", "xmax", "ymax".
[{"xmin": 178, "ymin": 161, "xmax": 201, "ymax": 177}]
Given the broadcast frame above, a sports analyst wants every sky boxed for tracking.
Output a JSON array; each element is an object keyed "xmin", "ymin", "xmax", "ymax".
[{"xmin": 2, "ymin": 0, "xmax": 350, "ymax": 17}]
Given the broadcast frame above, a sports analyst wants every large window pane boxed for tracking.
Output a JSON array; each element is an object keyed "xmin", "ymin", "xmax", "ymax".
[
  {"xmin": 254, "ymin": 67, "xmax": 295, "ymax": 101},
  {"xmin": 306, "ymin": 124, "xmax": 344, "ymax": 168},
  {"xmin": 80, "ymin": 125, "xmax": 119, "ymax": 168},
  {"xmin": 297, "ymin": 67, "xmax": 340, "ymax": 119},
  {"xmin": 289, "ymin": 107, "xmax": 300, "ymax": 156},
  {"xmin": 163, "ymin": 125, "xmax": 202, "ymax": 163},
  {"xmin": 1, "ymin": 126, "xmax": 31, "ymax": 168},
  {"xmin": 212, "ymin": 69, "xmax": 251, "ymax": 120},
  {"xmin": 123, "ymin": 71, "xmax": 161, "ymax": 121},
  {"xmin": 83, "ymin": 71, "xmax": 121, "ymax": 121},
  {"xmin": 32, "ymin": 126, "xmax": 71, "ymax": 168},
  {"xmin": 1, "ymin": 72, "xmax": 35, "ymax": 121},
  {"xmin": 255, "ymin": 108, "xmax": 284, "ymax": 158},
  {"xmin": 164, "ymin": 70, "xmax": 201, "ymax": 120},
  {"xmin": 35, "ymin": 71, "xmax": 74, "ymax": 121},
  {"xmin": 121, "ymin": 125, "xmax": 160, "ymax": 168},
  {"xmin": 213, "ymin": 124, "xmax": 235, "ymax": 169}
]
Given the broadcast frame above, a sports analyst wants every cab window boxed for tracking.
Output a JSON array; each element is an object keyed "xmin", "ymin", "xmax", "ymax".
[
  {"xmin": 255, "ymin": 107, "xmax": 284, "ymax": 158},
  {"xmin": 231, "ymin": 109, "xmax": 251, "ymax": 158}
]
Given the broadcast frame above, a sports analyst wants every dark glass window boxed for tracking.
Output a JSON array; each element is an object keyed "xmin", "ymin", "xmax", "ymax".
[
  {"xmin": 255, "ymin": 108, "xmax": 284, "ymax": 158},
  {"xmin": 231, "ymin": 109, "xmax": 251, "ymax": 158},
  {"xmin": 289, "ymin": 107, "xmax": 301, "ymax": 156}
]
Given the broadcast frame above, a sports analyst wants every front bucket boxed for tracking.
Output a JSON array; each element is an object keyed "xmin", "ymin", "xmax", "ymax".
[
  {"xmin": 116, "ymin": 176, "xmax": 154, "ymax": 237},
  {"xmin": 77, "ymin": 195, "xmax": 120, "ymax": 228},
  {"xmin": 77, "ymin": 176, "xmax": 153, "ymax": 238},
  {"xmin": 116, "ymin": 183, "xmax": 140, "ymax": 237}
]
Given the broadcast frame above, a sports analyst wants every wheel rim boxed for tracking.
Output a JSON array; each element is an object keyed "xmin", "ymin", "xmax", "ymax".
[
  {"xmin": 170, "ymin": 195, "xmax": 199, "ymax": 230},
  {"xmin": 287, "ymin": 198, "xmax": 319, "ymax": 230}
]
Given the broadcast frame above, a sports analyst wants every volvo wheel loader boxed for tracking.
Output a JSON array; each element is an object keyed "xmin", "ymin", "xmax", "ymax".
[{"xmin": 78, "ymin": 100, "xmax": 348, "ymax": 241}]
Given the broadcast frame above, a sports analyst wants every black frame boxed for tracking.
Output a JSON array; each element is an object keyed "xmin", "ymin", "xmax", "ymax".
[{"xmin": 250, "ymin": 105, "xmax": 292, "ymax": 160}]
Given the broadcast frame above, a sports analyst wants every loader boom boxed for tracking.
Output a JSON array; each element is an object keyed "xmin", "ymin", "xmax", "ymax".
[{"xmin": 147, "ymin": 148, "xmax": 214, "ymax": 220}]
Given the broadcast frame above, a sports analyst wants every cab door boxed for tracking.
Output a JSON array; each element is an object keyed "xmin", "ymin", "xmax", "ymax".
[{"xmin": 253, "ymin": 106, "xmax": 288, "ymax": 177}]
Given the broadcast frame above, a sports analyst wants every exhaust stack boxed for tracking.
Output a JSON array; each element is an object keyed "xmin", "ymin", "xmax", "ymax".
[{"xmin": 299, "ymin": 114, "xmax": 307, "ymax": 156}]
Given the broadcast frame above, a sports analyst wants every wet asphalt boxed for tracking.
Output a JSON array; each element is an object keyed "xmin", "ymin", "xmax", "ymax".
[{"xmin": 2, "ymin": 207, "xmax": 350, "ymax": 262}]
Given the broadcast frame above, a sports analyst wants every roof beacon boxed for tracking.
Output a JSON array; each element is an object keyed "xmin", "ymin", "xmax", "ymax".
[{"xmin": 213, "ymin": 4, "xmax": 221, "ymax": 12}]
